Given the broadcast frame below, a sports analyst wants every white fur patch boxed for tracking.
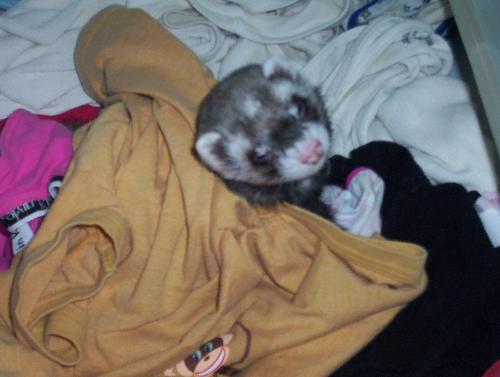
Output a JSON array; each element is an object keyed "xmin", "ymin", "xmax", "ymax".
[
  {"xmin": 278, "ymin": 122, "xmax": 331, "ymax": 181},
  {"xmin": 262, "ymin": 56, "xmax": 291, "ymax": 79},
  {"xmin": 197, "ymin": 131, "xmax": 271, "ymax": 184},
  {"xmin": 302, "ymin": 122, "xmax": 331, "ymax": 152},
  {"xmin": 226, "ymin": 133, "xmax": 252, "ymax": 162},
  {"xmin": 223, "ymin": 133, "xmax": 258, "ymax": 181},
  {"xmin": 287, "ymin": 104, "xmax": 299, "ymax": 118},
  {"xmin": 242, "ymin": 96, "xmax": 261, "ymax": 118},
  {"xmin": 225, "ymin": 134, "xmax": 277, "ymax": 184},
  {"xmin": 271, "ymin": 80, "xmax": 295, "ymax": 102},
  {"xmin": 195, "ymin": 132, "xmax": 225, "ymax": 173}
]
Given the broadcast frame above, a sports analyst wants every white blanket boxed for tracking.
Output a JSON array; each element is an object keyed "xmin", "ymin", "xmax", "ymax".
[
  {"xmin": 0, "ymin": 0, "xmax": 346, "ymax": 116},
  {"xmin": 160, "ymin": 0, "xmax": 346, "ymax": 78},
  {"xmin": 302, "ymin": 17, "xmax": 498, "ymax": 193},
  {"xmin": 0, "ymin": 0, "xmax": 156, "ymax": 117},
  {"xmin": 188, "ymin": 0, "xmax": 349, "ymax": 43}
]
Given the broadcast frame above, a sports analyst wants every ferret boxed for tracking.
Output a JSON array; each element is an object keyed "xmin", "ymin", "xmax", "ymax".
[{"xmin": 195, "ymin": 58, "xmax": 332, "ymax": 217}]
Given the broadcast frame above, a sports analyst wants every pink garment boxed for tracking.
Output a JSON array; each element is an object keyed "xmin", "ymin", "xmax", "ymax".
[
  {"xmin": 0, "ymin": 109, "xmax": 73, "ymax": 270},
  {"xmin": 0, "ymin": 103, "xmax": 101, "ymax": 131},
  {"xmin": 483, "ymin": 360, "xmax": 500, "ymax": 377}
]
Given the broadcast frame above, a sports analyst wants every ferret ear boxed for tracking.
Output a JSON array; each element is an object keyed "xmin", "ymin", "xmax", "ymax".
[
  {"xmin": 195, "ymin": 132, "xmax": 225, "ymax": 174},
  {"xmin": 262, "ymin": 56, "xmax": 296, "ymax": 80}
]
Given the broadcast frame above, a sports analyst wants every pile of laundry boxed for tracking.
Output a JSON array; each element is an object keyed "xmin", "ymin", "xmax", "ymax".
[
  {"xmin": 0, "ymin": 0, "xmax": 497, "ymax": 191},
  {"xmin": 0, "ymin": 1, "xmax": 499, "ymax": 377}
]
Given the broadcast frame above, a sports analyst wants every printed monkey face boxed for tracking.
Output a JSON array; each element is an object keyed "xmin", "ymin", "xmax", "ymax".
[{"xmin": 164, "ymin": 334, "xmax": 233, "ymax": 377}]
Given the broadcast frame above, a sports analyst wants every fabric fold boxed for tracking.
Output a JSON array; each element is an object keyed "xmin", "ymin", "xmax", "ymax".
[{"xmin": 188, "ymin": 0, "xmax": 349, "ymax": 43}]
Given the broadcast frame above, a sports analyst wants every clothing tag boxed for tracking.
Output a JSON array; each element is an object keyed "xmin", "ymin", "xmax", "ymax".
[
  {"xmin": 0, "ymin": 199, "xmax": 51, "ymax": 228},
  {"xmin": 0, "ymin": 176, "xmax": 63, "ymax": 255},
  {"xmin": 5, "ymin": 209, "xmax": 48, "ymax": 254},
  {"xmin": 10, "ymin": 222, "xmax": 34, "ymax": 255}
]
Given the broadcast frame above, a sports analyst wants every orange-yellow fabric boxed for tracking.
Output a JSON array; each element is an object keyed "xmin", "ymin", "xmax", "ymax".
[{"xmin": 0, "ymin": 6, "xmax": 427, "ymax": 377}]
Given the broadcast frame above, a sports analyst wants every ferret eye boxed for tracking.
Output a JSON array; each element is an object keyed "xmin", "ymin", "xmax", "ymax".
[
  {"xmin": 291, "ymin": 95, "xmax": 308, "ymax": 119},
  {"xmin": 249, "ymin": 146, "xmax": 274, "ymax": 165}
]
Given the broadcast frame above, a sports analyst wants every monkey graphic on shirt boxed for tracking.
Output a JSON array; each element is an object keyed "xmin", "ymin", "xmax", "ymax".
[{"xmin": 163, "ymin": 334, "xmax": 233, "ymax": 377}]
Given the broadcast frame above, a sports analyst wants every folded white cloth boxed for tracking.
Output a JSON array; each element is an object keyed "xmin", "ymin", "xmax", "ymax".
[
  {"xmin": 188, "ymin": 0, "xmax": 350, "ymax": 43},
  {"xmin": 302, "ymin": 16, "xmax": 498, "ymax": 193}
]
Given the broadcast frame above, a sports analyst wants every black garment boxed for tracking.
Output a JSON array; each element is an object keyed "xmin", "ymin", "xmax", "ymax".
[{"xmin": 328, "ymin": 141, "xmax": 500, "ymax": 377}]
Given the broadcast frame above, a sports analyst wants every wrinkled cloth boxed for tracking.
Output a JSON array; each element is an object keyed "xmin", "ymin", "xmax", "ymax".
[
  {"xmin": 0, "ymin": 0, "xmax": 19, "ymax": 10},
  {"xmin": 144, "ymin": 0, "xmax": 340, "ymax": 79},
  {"xmin": 302, "ymin": 16, "xmax": 498, "ymax": 193},
  {"xmin": 0, "ymin": 7, "xmax": 427, "ymax": 377},
  {"xmin": 183, "ymin": 0, "xmax": 348, "ymax": 78},
  {"xmin": 158, "ymin": 1, "xmax": 238, "ymax": 78},
  {"xmin": 483, "ymin": 360, "xmax": 500, "ymax": 377},
  {"xmin": 329, "ymin": 141, "xmax": 500, "ymax": 377},
  {"xmin": 346, "ymin": 0, "xmax": 452, "ymax": 30},
  {"xmin": 0, "ymin": 0, "xmax": 117, "ymax": 117},
  {"xmin": 0, "ymin": 0, "xmax": 347, "ymax": 117},
  {"xmin": 0, "ymin": 104, "xmax": 101, "ymax": 130},
  {"xmin": 321, "ymin": 167, "xmax": 384, "ymax": 237},
  {"xmin": 0, "ymin": 0, "xmax": 187, "ymax": 118},
  {"xmin": 0, "ymin": 109, "xmax": 73, "ymax": 270},
  {"xmin": 188, "ymin": 0, "xmax": 349, "ymax": 43},
  {"xmin": 376, "ymin": 75, "xmax": 498, "ymax": 193}
]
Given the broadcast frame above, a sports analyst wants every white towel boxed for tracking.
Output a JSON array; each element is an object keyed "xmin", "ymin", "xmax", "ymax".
[{"xmin": 302, "ymin": 16, "xmax": 498, "ymax": 193}]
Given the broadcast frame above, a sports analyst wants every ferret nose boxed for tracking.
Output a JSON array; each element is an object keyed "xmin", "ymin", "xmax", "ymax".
[
  {"xmin": 299, "ymin": 139, "xmax": 324, "ymax": 165},
  {"xmin": 249, "ymin": 146, "xmax": 274, "ymax": 165}
]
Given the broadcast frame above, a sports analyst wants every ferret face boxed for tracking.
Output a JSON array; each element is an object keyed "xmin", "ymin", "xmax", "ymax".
[{"xmin": 195, "ymin": 58, "xmax": 331, "ymax": 185}]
